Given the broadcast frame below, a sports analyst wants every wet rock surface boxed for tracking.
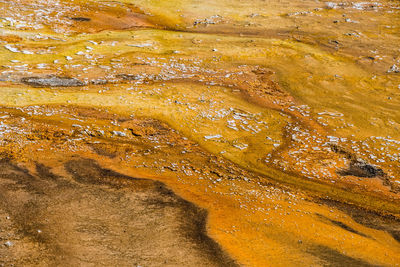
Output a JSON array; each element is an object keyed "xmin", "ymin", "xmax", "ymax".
[{"xmin": 21, "ymin": 76, "xmax": 84, "ymax": 87}]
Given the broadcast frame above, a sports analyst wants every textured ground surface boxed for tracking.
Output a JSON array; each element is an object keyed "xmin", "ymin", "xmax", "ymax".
[{"xmin": 0, "ymin": 0, "xmax": 400, "ymax": 266}]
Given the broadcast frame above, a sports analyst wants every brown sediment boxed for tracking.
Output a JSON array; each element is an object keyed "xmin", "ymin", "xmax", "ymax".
[{"xmin": 0, "ymin": 156, "xmax": 237, "ymax": 266}]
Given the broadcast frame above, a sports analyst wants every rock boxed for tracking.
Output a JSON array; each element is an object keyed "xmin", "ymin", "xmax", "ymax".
[
  {"xmin": 116, "ymin": 74, "xmax": 141, "ymax": 81},
  {"xmin": 204, "ymin": 134, "xmax": 222, "ymax": 140},
  {"xmin": 4, "ymin": 44, "xmax": 19, "ymax": 53},
  {"xmin": 112, "ymin": 131, "xmax": 127, "ymax": 137},
  {"xmin": 21, "ymin": 75, "xmax": 84, "ymax": 87},
  {"xmin": 4, "ymin": 241, "xmax": 13, "ymax": 247},
  {"xmin": 388, "ymin": 64, "xmax": 400, "ymax": 73},
  {"xmin": 325, "ymin": 2, "xmax": 338, "ymax": 9},
  {"xmin": 69, "ymin": 17, "xmax": 91, "ymax": 22},
  {"xmin": 91, "ymin": 79, "xmax": 108, "ymax": 85},
  {"xmin": 338, "ymin": 159, "xmax": 384, "ymax": 178}
]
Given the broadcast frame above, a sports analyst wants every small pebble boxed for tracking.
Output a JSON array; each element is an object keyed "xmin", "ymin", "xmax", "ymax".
[{"xmin": 4, "ymin": 241, "xmax": 13, "ymax": 248}]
